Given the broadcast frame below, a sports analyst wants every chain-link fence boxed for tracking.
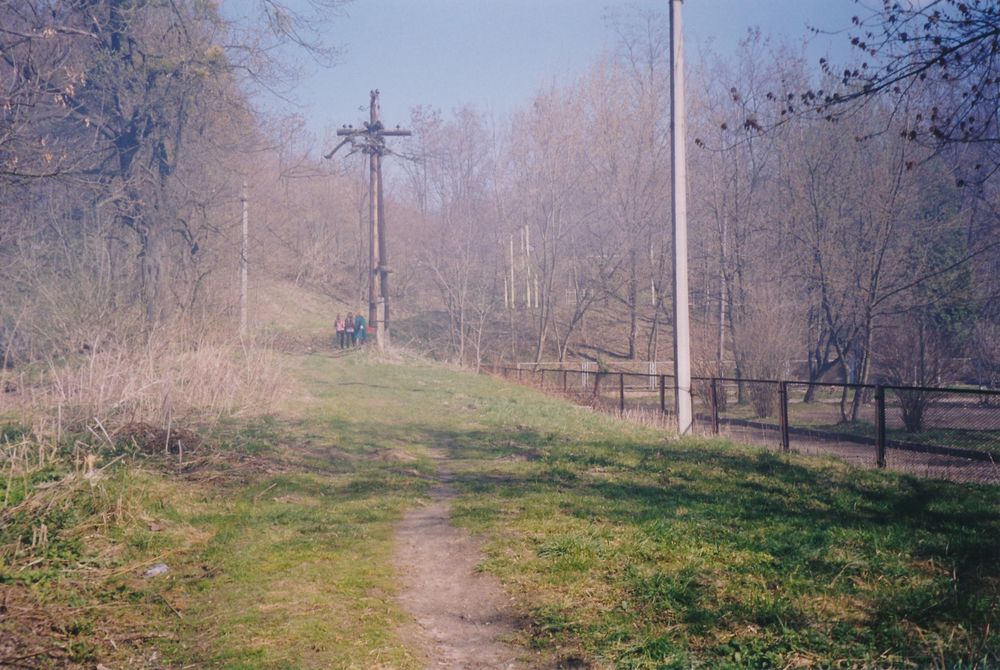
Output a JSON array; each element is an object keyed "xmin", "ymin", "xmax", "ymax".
[{"xmin": 487, "ymin": 365, "xmax": 1000, "ymax": 485}]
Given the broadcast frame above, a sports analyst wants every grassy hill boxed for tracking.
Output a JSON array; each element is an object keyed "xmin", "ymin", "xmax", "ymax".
[{"xmin": 253, "ymin": 278, "xmax": 357, "ymax": 350}]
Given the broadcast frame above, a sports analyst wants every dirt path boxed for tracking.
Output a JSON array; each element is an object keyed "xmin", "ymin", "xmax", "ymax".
[{"xmin": 393, "ymin": 456, "xmax": 529, "ymax": 669}]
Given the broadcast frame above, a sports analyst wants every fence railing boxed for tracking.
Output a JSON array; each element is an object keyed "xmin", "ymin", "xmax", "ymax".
[{"xmin": 486, "ymin": 365, "xmax": 1000, "ymax": 485}]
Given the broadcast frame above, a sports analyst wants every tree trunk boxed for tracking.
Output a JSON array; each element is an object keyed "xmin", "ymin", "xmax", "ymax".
[
  {"xmin": 138, "ymin": 222, "xmax": 164, "ymax": 324},
  {"xmin": 849, "ymin": 313, "xmax": 876, "ymax": 421}
]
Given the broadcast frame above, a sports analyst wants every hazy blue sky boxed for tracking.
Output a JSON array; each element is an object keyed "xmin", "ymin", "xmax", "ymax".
[{"xmin": 266, "ymin": 1, "xmax": 864, "ymax": 145}]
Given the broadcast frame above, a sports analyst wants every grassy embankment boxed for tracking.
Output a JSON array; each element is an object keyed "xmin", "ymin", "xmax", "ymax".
[{"xmin": 2, "ymin": 347, "xmax": 998, "ymax": 669}]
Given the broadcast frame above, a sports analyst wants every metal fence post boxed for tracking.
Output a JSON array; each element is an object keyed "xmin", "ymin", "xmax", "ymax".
[
  {"xmin": 562, "ymin": 369, "xmax": 568, "ymax": 393},
  {"xmin": 876, "ymin": 385, "xmax": 886, "ymax": 468},
  {"xmin": 517, "ymin": 367, "xmax": 522, "ymax": 382},
  {"xmin": 710, "ymin": 378, "xmax": 720, "ymax": 435},
  {"xmin": 619, "ymin": 372, "xmax": 625, "ymax": 413},
  {"xmin": 594, "ymin": 371, "xmax": 601, "ymax": 398},
  {"xmin": 659, "ymin": 375, "xmax": 666, "ymax": 414},
  {"xmin": 779, "ymin": 381, "xmax": 790, "ymax": 452}
]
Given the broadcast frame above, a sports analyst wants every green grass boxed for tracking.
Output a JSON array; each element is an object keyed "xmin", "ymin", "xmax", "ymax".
[
  {"xmin": 174, "ymin": 469, "xmax": 423, "ymax": 668},
  {"xmin": 289, "ymin": 352, "xmax": 1000, "ymax": 668},
  {"xmin": 3, "ymin": 350, "xmax": 998, "ymax": 668},
  {"xmin": 379, "ymin": 363, "xmax": 999, "ymax": 669}
]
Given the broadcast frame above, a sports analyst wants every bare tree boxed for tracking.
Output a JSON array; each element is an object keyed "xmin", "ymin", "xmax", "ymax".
[
  {"xmin": 690, "ymin": 32, "xmax": 793, "ymax": 383},
  {"xmin": 827, "ymin": 0, "xmax": 1000, "ymax": 181}
]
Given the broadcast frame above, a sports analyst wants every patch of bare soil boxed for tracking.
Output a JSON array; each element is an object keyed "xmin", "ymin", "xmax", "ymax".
[
  {"xmin": 393, "ymin": 456, "xmax": 534, "ymax": 669},
  {"xmin": 0, "ymin": 586, "xmax": 79, "ymax": 670},
  {"xmin": 172, "ymin": 449, "xmax": 288, "ymax": 485},
  {"xmin": 114, "ymin": 422, "xmax": 202, "ymax": 456}
]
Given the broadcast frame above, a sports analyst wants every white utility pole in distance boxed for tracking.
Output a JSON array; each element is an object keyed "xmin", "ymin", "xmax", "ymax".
[
  {"xmin": 240, "ymin": 179, "xmax": 248, "ymax": 338},
  {"xmin": 670, "ymin": 0, "xmax": 693, "ymax": 434}
]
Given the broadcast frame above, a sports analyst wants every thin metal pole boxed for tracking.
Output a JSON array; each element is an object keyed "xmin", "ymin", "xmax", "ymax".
[
  {"xmin": 709, "ymin": 378, "xmax": 720, "ymax": 435},
  {"xmin": 619, "ymin": 373, "xmax": 625, "ymax": 413},
  {"xmin": 779, "ymin": 381, "xmax": 790, "ymax": 452},
  {"xmin": 876, "ymin": 385, "xmax": 887, "ymax": 468},
  {"xmin": 240, "ymin": 179, "xmax": 248, "ymax": 338},
  {"xmin": 671, "ymin": 0, "xmax": 693, "ymax": 435},
  {"xmin": 659, "ymin": 374, "xmax": 666, "ymax": 414}
]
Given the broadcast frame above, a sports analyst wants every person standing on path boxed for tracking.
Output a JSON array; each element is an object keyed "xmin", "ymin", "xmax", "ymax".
[
  {"xmin": 354, "ymin": 312, "xmax": 367, "ymax": 346},
  {"xmin": 345, "ymin": 312, "xmax": 355, "ymax": 347},
  {"xmin": 335, "ymin": 313, "xmax": 346, "ymax": 349}
]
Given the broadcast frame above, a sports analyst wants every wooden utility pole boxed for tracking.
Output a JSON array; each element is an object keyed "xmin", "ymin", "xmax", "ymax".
[
  {"xmin": 368, "ymin": 95, "xmax": 379, "ymax": 338},
  {"xmin": 376, "ymin": 152, "xmax": 389, "ymax": 329},
  {"xmin": 327, "ymin": 90, "xmax": 411, "ymax": 349}
]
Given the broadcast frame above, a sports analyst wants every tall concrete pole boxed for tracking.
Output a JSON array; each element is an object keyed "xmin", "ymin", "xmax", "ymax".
[
  {"xmin": 670, "ymin": 0, "xmax": 693, "ymax": 434},
  {"xmin": 240, "ymin": 178, "xmax": 248, "ymax": 338}
]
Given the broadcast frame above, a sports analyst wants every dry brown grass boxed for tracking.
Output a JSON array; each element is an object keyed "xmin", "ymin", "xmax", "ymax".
[{"xmin": 0, "ymin": 334, "xmax": 287, "ymax": 436}]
